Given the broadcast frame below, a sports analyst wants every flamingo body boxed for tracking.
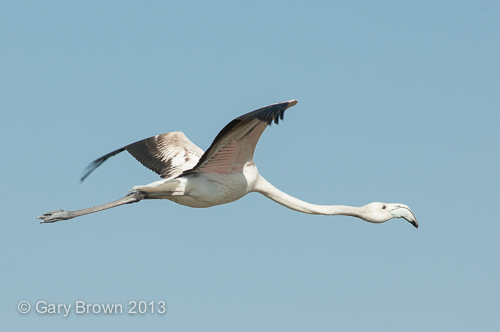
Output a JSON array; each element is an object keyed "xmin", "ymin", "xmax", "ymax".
[
  {"xmin": 37, "ymin": 99, "xmax": 418, "ymax": 228},
  {"xmin": 134, "ymin": 162, "xmax": 258, "ymax": 208}
]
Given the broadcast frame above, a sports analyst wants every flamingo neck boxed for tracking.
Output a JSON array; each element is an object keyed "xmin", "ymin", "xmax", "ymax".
[{"xmin": 251, "ymin": 174, "xmax": 363, "ymax": 218}]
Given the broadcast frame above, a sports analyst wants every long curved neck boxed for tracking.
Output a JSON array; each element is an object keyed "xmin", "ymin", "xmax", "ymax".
[{"xmin": 251, "ymin": 174, "xmax": 363, "ymax": 218}]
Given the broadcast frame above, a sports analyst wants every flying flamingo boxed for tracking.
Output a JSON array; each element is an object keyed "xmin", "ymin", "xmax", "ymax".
[{"xmin": 37, "ymin": 100, "xmax": 418, "ymax": 228}]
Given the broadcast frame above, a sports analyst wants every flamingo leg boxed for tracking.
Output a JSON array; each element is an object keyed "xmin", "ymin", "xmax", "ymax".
[{"xmin": 37, "ymin": 191, "xmax": 146, "ymax": 223}]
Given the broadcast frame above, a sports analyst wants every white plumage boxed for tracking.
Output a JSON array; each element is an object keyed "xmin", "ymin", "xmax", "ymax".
[{"xmin": 38, "ymin": 100, "xmax": 418, "ymax": 228}]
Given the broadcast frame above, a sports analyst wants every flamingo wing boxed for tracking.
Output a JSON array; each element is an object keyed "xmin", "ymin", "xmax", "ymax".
[
  {"xmin": 183, "ymin": 100, "xmax": 297, "ymax": 175},
  {"xmin": 81, "ymin": 131, "xmax": 204, "ymax": 182}
]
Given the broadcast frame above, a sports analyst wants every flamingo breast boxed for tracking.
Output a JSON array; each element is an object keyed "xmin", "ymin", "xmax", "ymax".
[{"xmin": 168, "ymin": 162, "xmax": 259, "ymax": 208}]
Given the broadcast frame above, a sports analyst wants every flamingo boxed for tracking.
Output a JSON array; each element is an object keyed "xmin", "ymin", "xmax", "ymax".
[{"xmin": 37, "ymin": 100, "xmax": 418, "ymax": 228}]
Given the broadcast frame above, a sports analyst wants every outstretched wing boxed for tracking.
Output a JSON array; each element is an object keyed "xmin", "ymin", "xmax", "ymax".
[
  {"xmin": 81, "ymin": 131, "xmax": 204, "ymax": 182},
  {"xmin": 183, "ymin": 99, "xmax": 297, "ymax": 175}
]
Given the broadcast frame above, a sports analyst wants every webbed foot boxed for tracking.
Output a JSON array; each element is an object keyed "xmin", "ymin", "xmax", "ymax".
[{"xmin": 37, "ymin": 210, "xmax": 73, "ymax": 223}]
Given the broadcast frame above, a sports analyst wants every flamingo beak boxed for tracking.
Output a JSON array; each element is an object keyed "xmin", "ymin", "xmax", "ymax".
[{"xmin": 390, "ymin": 204, "xmax": 418, "ymax": 228}]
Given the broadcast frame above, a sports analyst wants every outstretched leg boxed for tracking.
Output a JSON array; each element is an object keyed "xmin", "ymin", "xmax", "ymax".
[{"xmin": 37, "ymin": 191, "xmax": 146, "ymax": 223}]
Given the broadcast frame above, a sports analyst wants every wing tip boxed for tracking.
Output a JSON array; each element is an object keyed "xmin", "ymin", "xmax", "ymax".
[
  {"xmin": 285, "ymin": 99, "xmax": 298, "ymax": 109},
  {"xmin": 267, "ymin": 99, "xmax": 298, "ymax": 125},
  {"xmin": 80, "ymin": 162, "xmax": 98, "ymax": 183},
  {"xmin": 79, "ymin": 147, "xmax": 126, "ymax": 182}
]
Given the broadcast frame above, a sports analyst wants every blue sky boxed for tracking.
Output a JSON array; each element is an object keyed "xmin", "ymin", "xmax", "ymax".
[{"xmin": 1, "ymin": 1, "xmax": 499, "ymax": 331}]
